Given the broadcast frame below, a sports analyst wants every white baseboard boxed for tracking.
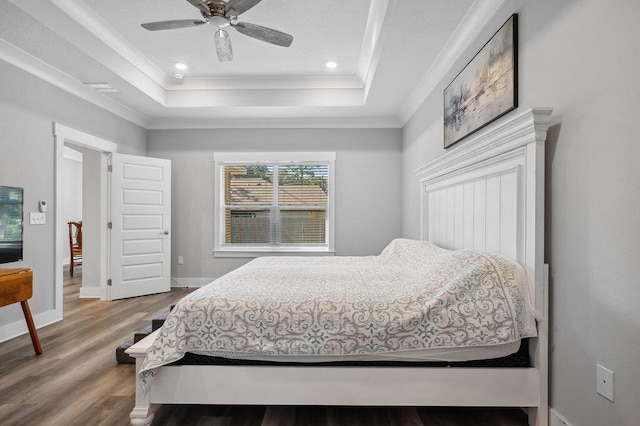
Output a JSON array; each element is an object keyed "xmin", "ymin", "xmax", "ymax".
[
  {"xmin": 171, "ymin": 277, "xmax": 216, "ymax": 288},
  {"xmin": 0, "ymin": 308, "xmax": 62, "ymax": 343},
  {"xmin": 79, "ymin": 286, "xmax": 102, "ymax": 298},
  {"xmin": 550, "ymin": 408, "xmax": 573, "ymax": 426}
]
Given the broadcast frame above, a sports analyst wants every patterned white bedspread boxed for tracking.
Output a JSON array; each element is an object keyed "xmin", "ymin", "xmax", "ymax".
[{"xmin": 139, "ymin": 239, "xmax": 537, "ymax": 384}]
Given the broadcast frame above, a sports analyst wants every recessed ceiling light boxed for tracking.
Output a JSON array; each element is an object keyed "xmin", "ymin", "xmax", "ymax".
[
  {"xmin": 174, "ymin": 63, "xmax": 188, "ymax": 71},
  {"xmin": 325, "ymin": 61, "xmax": 338, "ymax": 69},
  {"xmin": 174, "ymin": 73, "xmax": 184, "ymax": 80}
]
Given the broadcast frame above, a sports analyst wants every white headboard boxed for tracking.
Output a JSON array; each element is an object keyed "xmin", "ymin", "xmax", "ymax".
[{"xmin": 415, "ymin": 108, "xmax": 552, "ymax": 308}]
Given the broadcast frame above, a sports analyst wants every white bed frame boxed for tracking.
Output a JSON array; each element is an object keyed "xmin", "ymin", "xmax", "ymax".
[{"xmin": 127, "ymin": 107, "xmax": 553, "ymax": 426}]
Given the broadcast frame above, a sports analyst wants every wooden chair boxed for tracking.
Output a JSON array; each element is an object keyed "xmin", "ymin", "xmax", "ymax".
[{"xmin": 67, "ymin": 221, "xmax": 83, "ymax": 277}]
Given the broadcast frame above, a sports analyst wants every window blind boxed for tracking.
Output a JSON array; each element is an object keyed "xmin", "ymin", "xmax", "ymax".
[{"xmin": 220, "ymin": 162, "xmax": 330, "ymax": 248}]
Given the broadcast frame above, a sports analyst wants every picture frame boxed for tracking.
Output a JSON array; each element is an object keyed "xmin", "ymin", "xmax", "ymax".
[{"xmin": 444, "ymin": 14, "xmax": 518, "ymax": 148}]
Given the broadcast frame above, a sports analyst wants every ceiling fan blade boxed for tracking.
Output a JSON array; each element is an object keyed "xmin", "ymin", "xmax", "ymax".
[
  {"xmin": 141, "ymin": 20, "xmax": 207, "ymax": 31},
  {"xmin": 233, "ymin": 22, "xmax": 293, "ymax": 47},
  {"xmin": 215, "ymin": 29, "xmax": 234, "ymax": 62},
  {"xmin": 184, "ymin": 0, "xmax": 210, "ymax": 14},
  {"xmin": 225, "ymin": 0, "xmax": 262, "ymax": 17}
]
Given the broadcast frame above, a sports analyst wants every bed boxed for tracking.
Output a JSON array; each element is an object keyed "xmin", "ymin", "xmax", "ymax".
[{"xmin": 127, "ymin": 107, "xmax": 552, "ymax": 426}]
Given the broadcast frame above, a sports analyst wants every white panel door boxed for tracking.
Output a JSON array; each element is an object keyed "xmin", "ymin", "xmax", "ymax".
[{"xmin": 109, "ymin": 154, "xmax": 171, "ymax": 300}]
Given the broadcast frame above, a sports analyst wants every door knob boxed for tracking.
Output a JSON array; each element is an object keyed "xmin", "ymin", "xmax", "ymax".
[{"xmin": 162, "ymin": 230, "xmax": 169, "ymax": 235}]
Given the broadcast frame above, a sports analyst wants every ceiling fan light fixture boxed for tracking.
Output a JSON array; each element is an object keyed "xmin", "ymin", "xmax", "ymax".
[
  {"xmin": 209, "ymin": 15, "xmax": 230, "ymax": 28},
  {"xmin": 215, "ymin": 29, "xmax": 233, "ymax": 62},
  {"xmin": 140, "ymin": 0, "xmax": 293, "ymax": 61}
]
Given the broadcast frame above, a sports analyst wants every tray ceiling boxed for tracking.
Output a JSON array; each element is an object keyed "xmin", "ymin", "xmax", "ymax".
[{"xmin": 0, "ymin": 0, "xmax": 504, "ymax": 128}]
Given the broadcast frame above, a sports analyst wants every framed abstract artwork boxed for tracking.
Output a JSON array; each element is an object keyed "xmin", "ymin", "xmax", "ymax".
[{"xmin": 444, "ymin": 14, "xmax": 518, "ymax": 148}]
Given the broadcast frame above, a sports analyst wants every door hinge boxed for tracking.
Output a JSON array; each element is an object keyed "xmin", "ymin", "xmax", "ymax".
[
  {"xmin": 107, "ymin": 165, "xmax": 113, "ymax": 172},
  {"xmin": 107, "ymin": 279, "xmax": 112, "ymax": 286},
  {"xmin": 107, "ymin": 222, "xmax": 112, "ymax": 229}
]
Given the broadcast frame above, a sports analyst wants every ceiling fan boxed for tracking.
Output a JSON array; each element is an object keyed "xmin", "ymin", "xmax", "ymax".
[{"xmin": 141, "ymin": 0, "xmax": 293, "ymax": 62}]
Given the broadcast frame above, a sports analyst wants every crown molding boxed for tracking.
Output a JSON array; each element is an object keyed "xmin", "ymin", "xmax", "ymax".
[
  {"xmin": 398, "ymin": 0, "xmax": 506, "ymax": 125},
  {"xmin": 0, "ymin": 35, "xmax": 399, "ymax": 130},
  {"xmin": 147, "ymin": 115, "xmax": 403, "ymax": 130},
  {"xmin": 165, "ymin": 87, "xmax": 365, "ymax": 108},
  {"xmin": 6, "ymin": 0, "xmax": 389, "ymax": 102},
  {"xmin": 174, "ymin": 75, "xmax": 364, "ymax": 91},
  {"xmin": 5, "ymin": 0, "xmax": 167, "ymax": 106},
  {"xmin": 0, "ymin": 39, "xmax": 150, "ymax": 128},
  {"xmin": 358, "ymin": 0, "xmax": 394, "ymax": 94},
  {"xmin": 1, "ymin": 0, "xmax": 458, "ymax": 130},
  {"xmin": 51, "ymin": 0, "xmax": 170, "ymax": 86}
]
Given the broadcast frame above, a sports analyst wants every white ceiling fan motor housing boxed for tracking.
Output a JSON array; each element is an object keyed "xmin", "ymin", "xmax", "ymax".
[{"xmin": 209, "ymin": 15, "xmax": 230, "ymax": 28}]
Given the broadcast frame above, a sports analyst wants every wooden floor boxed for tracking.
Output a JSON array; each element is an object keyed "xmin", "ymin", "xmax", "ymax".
[{"xmin": 0, "ymin": 269, "xmax": 528, "ymax": 426}]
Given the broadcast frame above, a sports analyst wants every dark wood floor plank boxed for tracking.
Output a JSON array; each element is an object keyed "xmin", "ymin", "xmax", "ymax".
[
  {"xmin": 0, "ymin": 268, "xmax": 528, "ymax": 426},
  {"xmin": 261, "ymin": 406, "xmax": 296, "ymax": 426},
  {"xmin": 228, "ymin": 405, "xmax": 266, "ymax": 426},
  {"xmin": 292, "ymin": 406, "xmax": 327, "ymax": 426}
]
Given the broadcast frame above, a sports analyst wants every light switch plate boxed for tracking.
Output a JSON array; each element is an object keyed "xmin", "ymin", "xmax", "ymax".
[
  {"xmin": 30, "ymin": 212, "xmax": 46, "ymax": 225},
  {"xmin": 596, "ymin": 364, "xmax": 614, "ymax": 401}
]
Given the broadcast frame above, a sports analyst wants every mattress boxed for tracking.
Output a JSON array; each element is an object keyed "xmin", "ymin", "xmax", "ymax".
[
  {"xmin": 139, "ymin": 239, "xmax": 537, "ymax": 387},
  {"xmin": 173, "ymin": 339, "xmax": 530, "ymax": 367},
  {"xmin": 177, "ymin": 340, "xmax": 522, "ymax": 363}
]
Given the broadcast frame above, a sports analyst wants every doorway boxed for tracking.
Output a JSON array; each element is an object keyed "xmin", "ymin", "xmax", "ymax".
[
  {"xmin": 53, "ymin": 124, "xmax": 172, "ymax": 310},
  {"xmin": 60, "ymin": 145, "xmax": 83, "ymax": 281},
  {"xmin": 54, "ymin": 123, "xmax": 116, "ymax": 311},
  {"xmin": 62, "ymin": 144, "xmax": 108, "ymax": 298}
]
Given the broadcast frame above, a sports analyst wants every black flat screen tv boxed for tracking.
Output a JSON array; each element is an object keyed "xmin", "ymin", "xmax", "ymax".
[{"xmin": 0, "ymin": 185, "xmax": 24, "ymax": 264}]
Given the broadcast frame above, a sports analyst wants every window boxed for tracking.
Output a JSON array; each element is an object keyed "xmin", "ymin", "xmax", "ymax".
[{"xmin": 214, "ymin": 152, "xmax": 335, "ymax": 256}]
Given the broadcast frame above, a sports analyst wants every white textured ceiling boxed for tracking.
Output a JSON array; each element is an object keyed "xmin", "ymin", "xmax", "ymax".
[
  {"xmin": 86, "ymin": 0, "xmax": 370, "ymax": 78},
  {"xmin": 0, "ymin": 0, "xmax": 504, "ymax": 129}
]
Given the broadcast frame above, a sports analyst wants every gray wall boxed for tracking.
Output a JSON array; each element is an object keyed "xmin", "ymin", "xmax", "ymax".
[
  {"xmin": 60, "ymin": 154, "xmax": 82, "ymax": 262},
  {"xmin": 402, "ymin": 1, "xmax": 640, "ymax": 425},
  {"xmin": 0, "ymin": 60, "xmax": 147, "ymax": 335},
  {"xmin": 148, "ymin": 128, "xmax": 403, "ymax": 283},
  {"xmin": 79, "ymin": 147, "xmax": 102, "ymax": 293}
]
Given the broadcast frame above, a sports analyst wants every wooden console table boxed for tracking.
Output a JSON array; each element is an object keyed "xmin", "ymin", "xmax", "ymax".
[{"xmin": 0, "ymin": 268, "xmax": 43, "ymax": 355}]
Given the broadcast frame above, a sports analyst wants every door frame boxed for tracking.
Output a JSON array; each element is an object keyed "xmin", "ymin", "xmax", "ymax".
[{"xmin": 53, "ymin": 123, "xmax": 117, "ymax": 306}]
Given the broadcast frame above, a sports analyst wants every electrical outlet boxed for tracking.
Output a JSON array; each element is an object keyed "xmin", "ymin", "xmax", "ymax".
[
  {"xmin": 596, "ymin": 364, "xmax": 614, "ymax": 401},
  {"xmin": 177, "ymin": 256, "xmax": 184, "ymax": 265},
  {"xmin": 30, "ymin": 212, "xmax": 46, "ymax": 225}
]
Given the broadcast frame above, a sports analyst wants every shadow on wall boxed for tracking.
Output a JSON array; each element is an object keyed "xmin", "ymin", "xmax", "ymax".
[
  {"xmin": 543, "ymin": 120, "xmax": 561, "ymax": 406},
  {"xmin": 544, "ymin": 121, "xmax": 561, "ymax": 266}
]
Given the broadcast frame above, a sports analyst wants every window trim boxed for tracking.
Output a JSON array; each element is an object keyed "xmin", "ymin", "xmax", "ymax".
[{"xmin": 213, "ymin": 152, "xmax": 336, "ymax": 257}]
